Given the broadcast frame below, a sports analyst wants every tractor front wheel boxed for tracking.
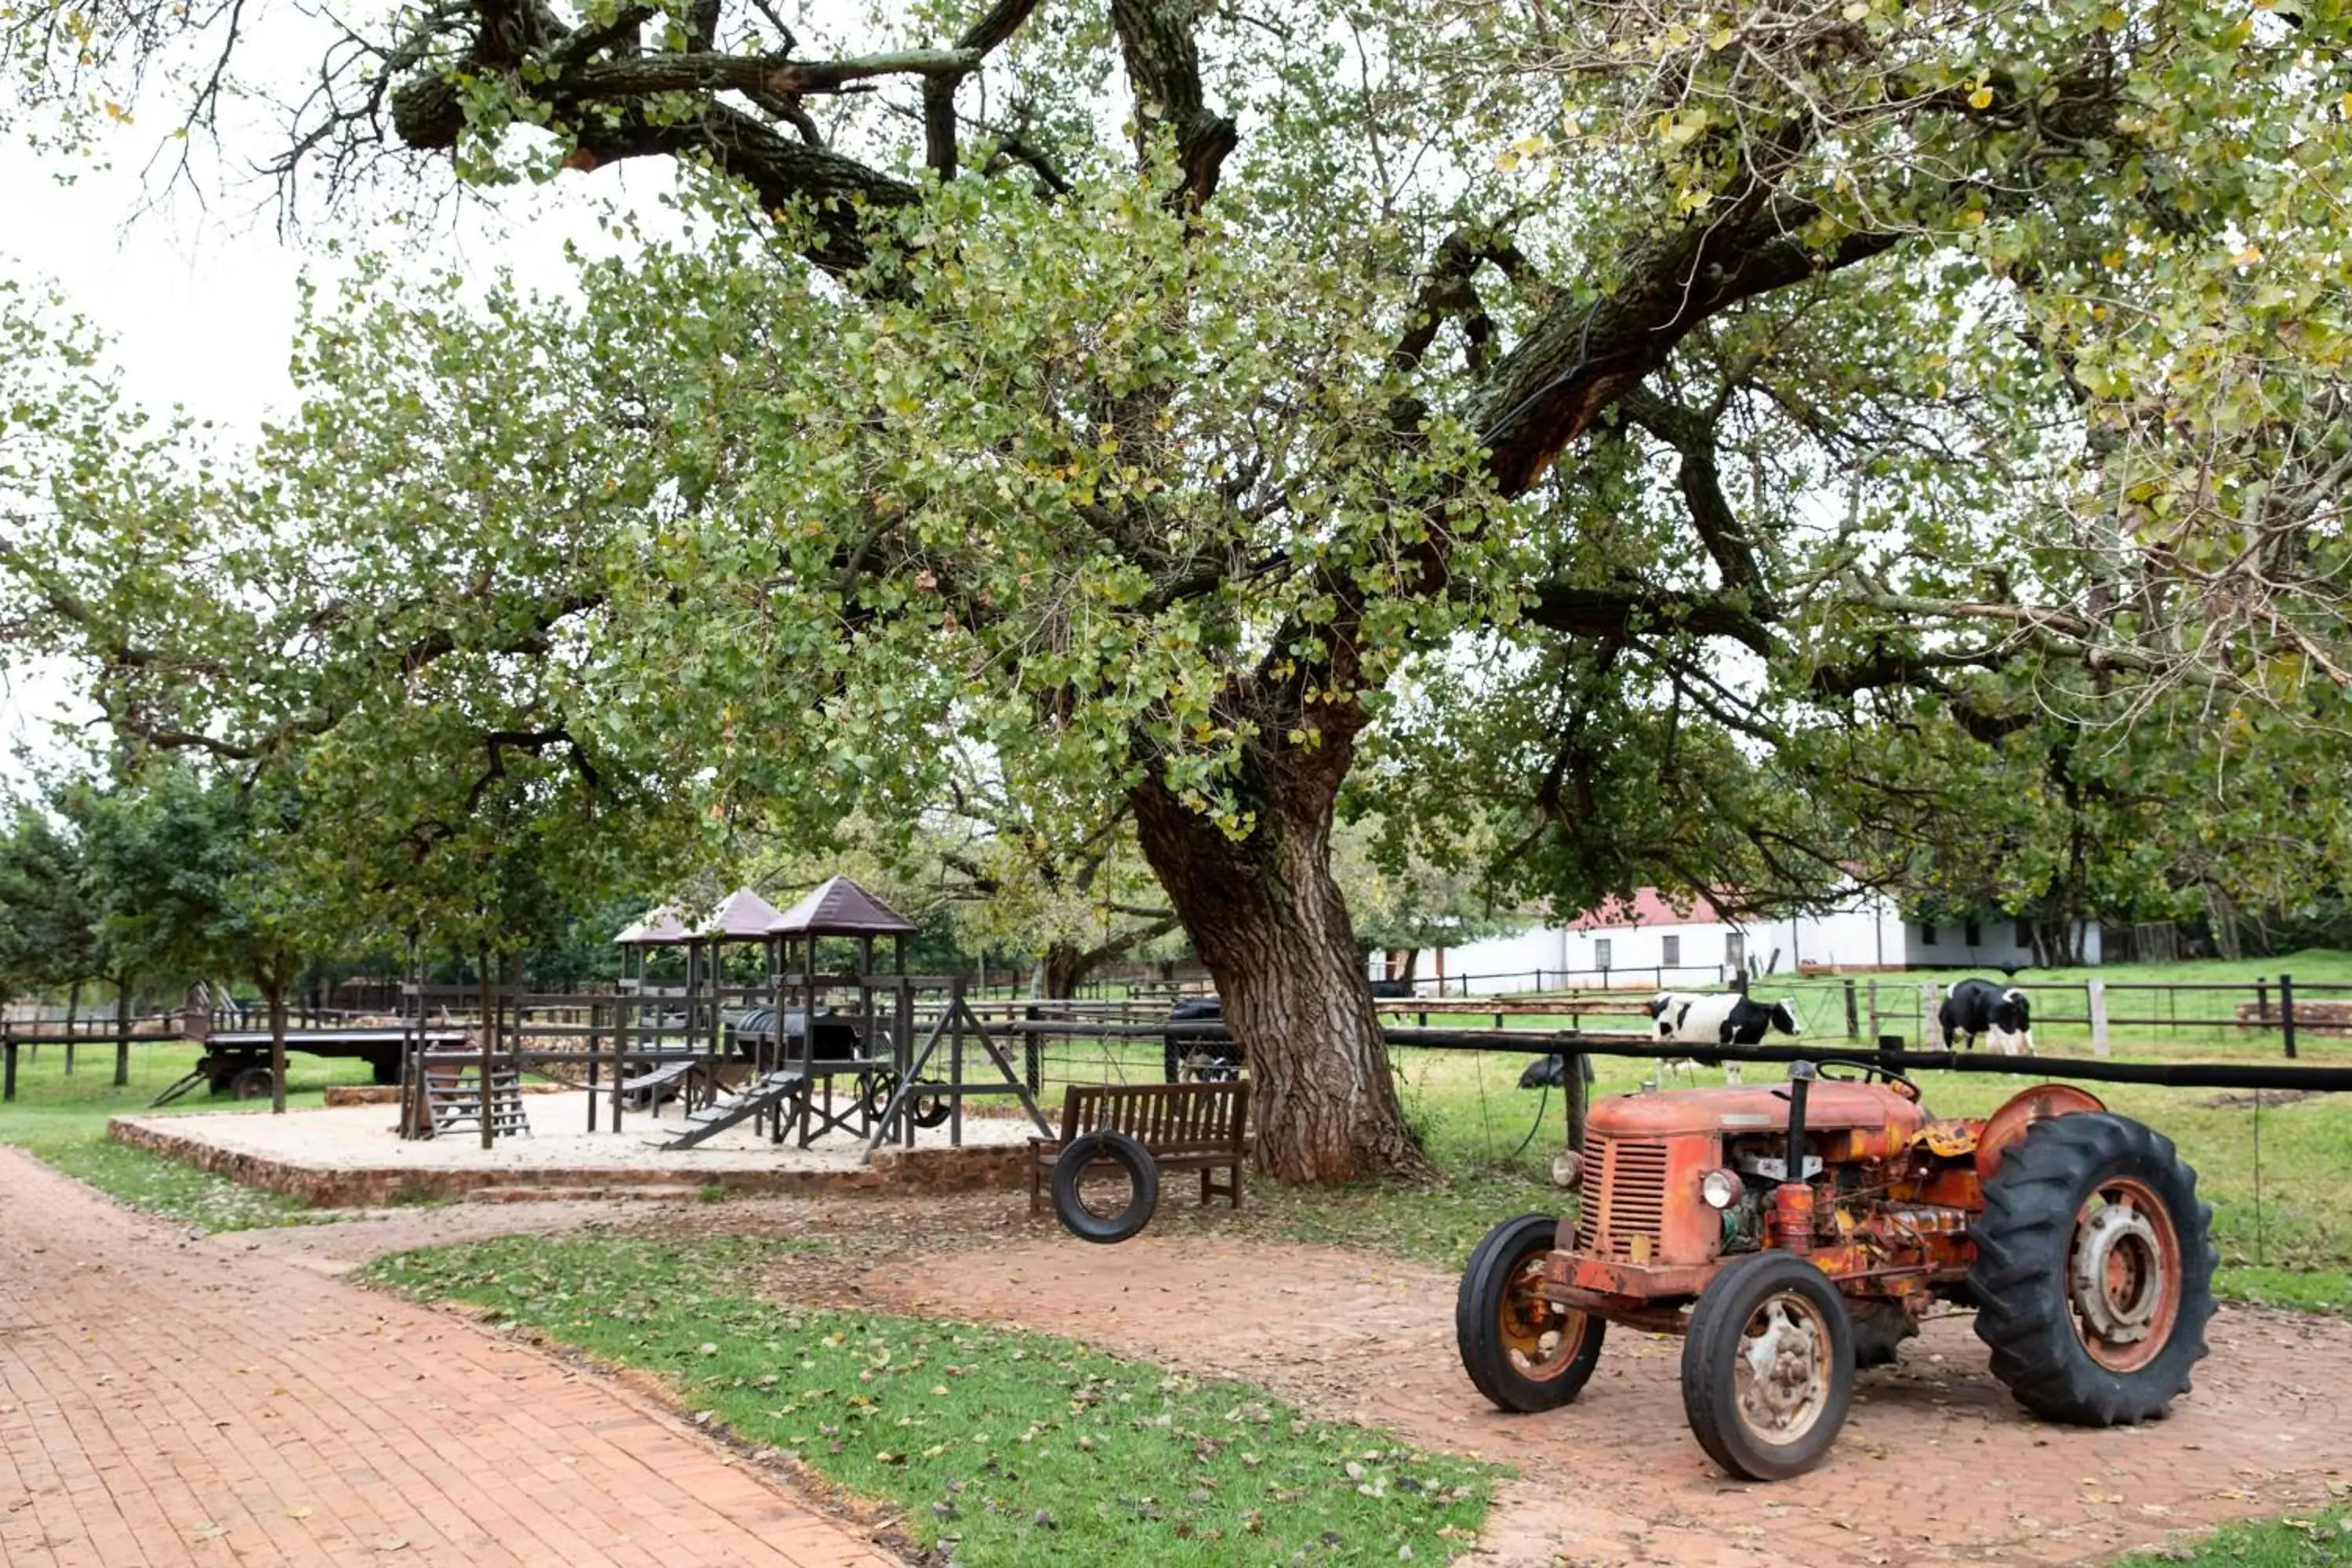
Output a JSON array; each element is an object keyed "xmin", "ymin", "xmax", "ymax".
[
  {"xmin": 1969, "ymin": 1112, "xmax": 2216, "ymax": 1425},
  {"xmin": 1681, "ymin": 1250, "xmax": 1855, "ymax": 1481},
  {"xmin": 1456, "ymin": 1214, "xmax": 1606, "ymax": 1413}
]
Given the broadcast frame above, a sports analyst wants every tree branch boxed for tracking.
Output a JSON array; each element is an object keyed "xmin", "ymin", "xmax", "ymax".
[
  {"xmin": 1523, "ymin": 581, "xmax": 1775, "ymax": 656},
  {"xmin": 1109, "ymin": 0, "xmax": 1238, "ymax": 209}
]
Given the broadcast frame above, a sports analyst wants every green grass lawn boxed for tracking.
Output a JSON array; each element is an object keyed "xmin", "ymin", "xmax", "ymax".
[
  {"xmin": 0, "ymin": 1038, "xmax": 369, "ymax": 1231},
  {"xmin": 2160, "ymin": 1511, "xmax": 2351, "ymax": 1566},
  {"xmin": 362, "ymin": 1232, "xmax": 1496, "ymax": 1567}
]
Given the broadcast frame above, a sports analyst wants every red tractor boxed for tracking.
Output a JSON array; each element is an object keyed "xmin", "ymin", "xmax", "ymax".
[{"xmin": 1457, "ymin": 1061, "xmax": 2216, "ymax": 1479}]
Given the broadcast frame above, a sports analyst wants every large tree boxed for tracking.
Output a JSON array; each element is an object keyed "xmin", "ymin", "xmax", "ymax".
[{"xmin": 6, "ymin": 0, "xmax": 2352, "ymax": 1179}]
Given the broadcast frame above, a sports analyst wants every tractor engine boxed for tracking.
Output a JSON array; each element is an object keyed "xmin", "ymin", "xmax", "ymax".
[{"xmin": 1554, "ymin": 1079, "xmax": 1976, "ymax": 1324}]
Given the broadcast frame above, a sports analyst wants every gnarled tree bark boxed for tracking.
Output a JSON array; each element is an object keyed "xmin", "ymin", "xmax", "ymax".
[{"xmin": 1128, "ymin": 707, "xmax": 1432, "ymax": 1185}]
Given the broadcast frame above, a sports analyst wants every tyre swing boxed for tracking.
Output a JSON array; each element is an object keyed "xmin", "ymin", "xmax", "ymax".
[{"xmin": 1051, "ymin": 1129, "xmax": 1161, "ymax": 1243}]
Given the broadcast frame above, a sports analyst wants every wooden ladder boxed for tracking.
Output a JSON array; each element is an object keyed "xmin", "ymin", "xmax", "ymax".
[{"xmin": 422, "ymin": 1058, "xmax": 530, "ymax": 1138}]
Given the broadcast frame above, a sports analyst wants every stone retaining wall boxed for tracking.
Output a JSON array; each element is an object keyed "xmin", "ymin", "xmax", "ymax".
[{"xmin": 107, "ymin": 1117, "xmax": 1031, "ymax": 1208}]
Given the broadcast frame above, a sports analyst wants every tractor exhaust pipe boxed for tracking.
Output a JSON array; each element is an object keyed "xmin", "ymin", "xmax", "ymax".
[{"xmin": 1773, "ymin": 1061, "xmax": 1818, "ymax": 1254}]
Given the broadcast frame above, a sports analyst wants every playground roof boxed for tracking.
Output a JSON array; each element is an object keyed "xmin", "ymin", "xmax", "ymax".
[
  {"xmin": 612, "ymin": 905, "xmax": 691, "ymax": 946},
  {"xmin": 768, "ymin": 874, "xmax": 919, "ymax": 937},
  {"xmin": 695, "ymin": 887, "xmax": 786, "ymax": 940}
]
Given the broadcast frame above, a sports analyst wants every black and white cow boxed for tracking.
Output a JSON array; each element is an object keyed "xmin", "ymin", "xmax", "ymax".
[
  {"xmin": 1642, "ymin": 992, "xmax": 1800, "ymax": 1083},
  {"xmin": 1649, "ymin": 991, "xmax": 1805, "ymax": 1047},
  {"xmin": 1939, "ymin": 978, "xmax": 2034, "ymax": 1055}
]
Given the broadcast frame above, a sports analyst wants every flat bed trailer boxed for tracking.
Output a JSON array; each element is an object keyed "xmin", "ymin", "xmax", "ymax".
[{"xmin": 150, "ymin": 1029, "xmax": 470, "ymax": 1105}]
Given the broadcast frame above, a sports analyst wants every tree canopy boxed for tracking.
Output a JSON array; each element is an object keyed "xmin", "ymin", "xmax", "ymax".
[{"xmin": 5, "ymin": 0, "xmax": 2352, "ymax": 1179}]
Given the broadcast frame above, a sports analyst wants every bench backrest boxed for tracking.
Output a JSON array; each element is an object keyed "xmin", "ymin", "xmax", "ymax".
[{"xmin": 1058, "ymin": 1081, "xmax": 1247, "ymax": 1152}]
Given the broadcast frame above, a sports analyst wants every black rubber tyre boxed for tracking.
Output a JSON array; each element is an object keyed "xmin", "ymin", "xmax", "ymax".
[
  {"xmin": 368, "ymin": 1054, "xmax": 403, "ymax": 1087},
  {"xmin": 1456, "ymin": 1214, "xmax": 1606, "ymax": 1414},
  {"xmin": 1051, "ymin": 1131, "xmax": 1160, "ymax": 1243},
  {"xmin": 228, "ymin": 1066, "xmax": 275, "ymax": 1101},
  {"xmin": 1681, "ymin": 1250, "xmax": 1856, "ymax": 1481},
  {"xmin": 862, "ymin": 1074, "xmax": 955, "ymax": 1129},
  {"xmin": 1969, "ymin": 1112, "xmax": 2216, "ymax": 1426}
]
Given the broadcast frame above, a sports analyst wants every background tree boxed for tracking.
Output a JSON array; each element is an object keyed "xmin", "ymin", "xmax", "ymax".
[
  {"xmin": 67, "ymin": 766, "xmax": 324, "ymax": 1108},
  {"xmin": 0, "ymin": 797, "xmax": 106, "ymax": 1041}
]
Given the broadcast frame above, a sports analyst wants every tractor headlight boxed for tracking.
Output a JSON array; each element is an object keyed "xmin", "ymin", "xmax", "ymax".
[
  {"xmin": 1550, "ymin": 1149, "xmax": 1584, "ymax": 1190},
  {"xmin": 1700, "ymin": 1169, "xmax": 1744, "ymax": 1210}
]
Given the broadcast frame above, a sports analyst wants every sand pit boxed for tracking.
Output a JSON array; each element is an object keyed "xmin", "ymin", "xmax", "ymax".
[{"xmin": 111, "ymin": 1098, "xmax": 1039, "ymax": 1206}]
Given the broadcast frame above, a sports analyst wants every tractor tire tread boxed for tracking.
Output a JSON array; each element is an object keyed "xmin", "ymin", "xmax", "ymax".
[
  {"xmin": 1455, "ymin": 1214, "xmax": 1604, "ymax": 1414},
  {"xmin": 1969, "ymin": 1112, "xmax": 2216, "ymax": 1428},
  {"xmin": 1679, "ymin": 1250, "xmax": 1855, "ymax": 1482}
]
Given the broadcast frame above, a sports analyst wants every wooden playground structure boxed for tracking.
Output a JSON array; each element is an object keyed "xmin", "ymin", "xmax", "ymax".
[{"xmin": 397, "ymin": 876, "xmax": 1051, "ymax": 1158}]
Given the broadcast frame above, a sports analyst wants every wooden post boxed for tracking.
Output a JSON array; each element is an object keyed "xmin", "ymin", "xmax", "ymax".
[
  {"xmin": 2256, "ymin": 978, "xmax": 2270, "ymax": 1024},
  {"xmin": 949, "ymin": 976, "xmax": 966, "ymax": 1149},
  {"xmin": 1842, "ymin": 978, "xmax": 1860, "ymax": 1040},
  {"xmin": 612, "ymin": 993, "xmax": 629, "ymax": 1133},
  {"xmin": 4, "ymin": 1035, "xmax": 15, "ymax": 1102},
  {"xmin": 1920, "ymin": 982, "xmax": 1940, "ymax": 1049},
  {"xmin": 2281, "ymin": 971, "xmax": 2298, "ymax": 1060},
  {"xmin": 477, "ymin": 953, "xmax": 496, "ymax": 1151},
  {"xmin": 1566, "ymin": 1053, "xmax": 1587, "ymax": 1154},
  {"xmin": 587, "ymin": 998, "xmax": 601, "ymax": 1134},
  {"xmin": 1866, "ymin": 980, "xmax": 1880, "ymax": 1049},
  {"xmin": 2087, "ymin": 978, "xmax": 2110, "ymax": 1058}
]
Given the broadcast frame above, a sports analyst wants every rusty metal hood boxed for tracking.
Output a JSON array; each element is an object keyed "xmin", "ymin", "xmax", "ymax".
[{"xmin": 1587, "ymin": 1081, "xmax": 1930, "ymax": 1139}]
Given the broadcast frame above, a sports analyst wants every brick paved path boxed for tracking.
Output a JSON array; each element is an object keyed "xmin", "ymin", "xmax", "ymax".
[
  {"xmin": 0, "ymin": 1149, "xmax": 899, "ymax": 1568},
  {"xmin": 862, "ymin": 1233, "xmax": 2352, "ymax": 1568}
]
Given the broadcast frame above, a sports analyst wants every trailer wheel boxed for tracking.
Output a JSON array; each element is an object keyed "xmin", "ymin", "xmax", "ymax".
[
  {"xmin": 228, "ymin": 1066, "xmax": 275, "ymax": 1101},
  {"xmin": 1969, "ymin": 1112, "xmax": 2215, "ymax": 1425},
  {"xmin": 1051, "ymin": 1131, "xmax": 1160, "ymax": 1243},
  {"xmin": 1681, "ymin": 1250, "xmax": 1855, "ymax": 1481},
  {"xmin": 1456, "ymin": 1214, "xmax": 1605, "ymax": 1413},
  {"xmin": 369, "ymin": 1054, "xmax": 403, "ymax": 1086}
]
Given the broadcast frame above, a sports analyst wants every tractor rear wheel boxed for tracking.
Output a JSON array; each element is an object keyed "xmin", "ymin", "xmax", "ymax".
[
  {"xmin": 1456, "ymin": 1214, "xmax": 1605, "ymax": 1413},
  {"xmin": 1680, "ymin": 1250, "xmax": 1855, "ymax": 1481},
  {"xmin": 1969, "ymin": 1112, "xmax": 2215, "ymax": 1425}
]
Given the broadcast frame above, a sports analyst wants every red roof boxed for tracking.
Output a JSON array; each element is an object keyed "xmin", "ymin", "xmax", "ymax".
[{"xmin": 1569, "ymin": 887, "xmax": 1724, "ymax": 931}]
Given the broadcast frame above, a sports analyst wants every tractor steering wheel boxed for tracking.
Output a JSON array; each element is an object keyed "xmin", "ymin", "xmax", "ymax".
[{"xmin": 1814, "ymin": 1058, "xmax": 1923, "ymax": 1102}]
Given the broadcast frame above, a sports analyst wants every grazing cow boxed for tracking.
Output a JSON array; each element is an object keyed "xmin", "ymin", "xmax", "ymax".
[
  {"xmin": 1939, "ymin": 978, "xmax": 2034, "ymax": 1055},
  {"xmin": 1516, "ymin": 1053, "xmax": 1597, "ymax": 1090},
  {"xmin": 1649, "ymin": 991, "xmax": 1805, "ymax": 1047}
]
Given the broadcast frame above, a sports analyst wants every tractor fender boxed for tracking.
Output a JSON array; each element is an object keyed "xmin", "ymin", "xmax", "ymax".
[{"xmin": 1976, "ymin": 1083, "xmax": 2107, "ymax": 1181}]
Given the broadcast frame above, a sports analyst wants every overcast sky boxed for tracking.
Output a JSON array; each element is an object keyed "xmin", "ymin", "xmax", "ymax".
[{"xmin": 0, "ymin": 85, "xmax": 685, "ymax": 794}]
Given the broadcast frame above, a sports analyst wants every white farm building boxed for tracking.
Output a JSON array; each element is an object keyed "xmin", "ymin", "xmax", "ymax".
[{"xmin": 1378, "ymin": 886, "xmax": 2102, "ymax": 995}]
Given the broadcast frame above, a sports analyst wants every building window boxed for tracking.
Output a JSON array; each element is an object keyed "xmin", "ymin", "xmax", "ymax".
[
  {"xmin": 1661, "ymin": 935, "xmax": 1681, "ymax": 966},
  {"xmin": 1964, "ymin": 917, "xmax": 1983, "ymax": 946},
  {"xmin": 2016, "ymin": 919, "xmax": 2032, "ymax": 947},
  {"xmin": 1726, "ymin": 932, "xmax": 1746, "ymax": 971},
  {"xmin": 1920, "ymin": 921, "xmax": 1938, "ymax": 946},
  {"xmin": 1595, "ymin": 938, "xmax": 1613, "ymax": 970}
]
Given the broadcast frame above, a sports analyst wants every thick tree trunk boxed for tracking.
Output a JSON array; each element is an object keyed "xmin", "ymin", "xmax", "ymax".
[
  {"xmin": 1033, "ymin": 942, "xmax": 1087, "ymax": 1001},
  {"xmin": 1131, "ymin": 772, "xmax": 1432, "ymax": 1185},
  {"xmin": 113, "ymin": 980, "xmax": 130, "ymax": 1087}
]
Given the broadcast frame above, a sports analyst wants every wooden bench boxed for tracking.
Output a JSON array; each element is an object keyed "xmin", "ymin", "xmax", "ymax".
[{"xmin": 1029, "ymin": 1081, "xmax": 1250, "ymax": 1214}]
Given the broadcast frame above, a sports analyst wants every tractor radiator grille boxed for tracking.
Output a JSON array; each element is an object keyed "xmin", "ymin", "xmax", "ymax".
[{"xmin": 1574, "ymin": 1138, "xmax": 1669, "ymax": 1260}]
